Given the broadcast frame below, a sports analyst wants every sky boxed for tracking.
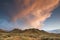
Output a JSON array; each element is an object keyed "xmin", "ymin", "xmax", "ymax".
[
  {"xmin": 42, "ymin": 6, "xmax": 60, "ymax": 31},
  {"xmin": 0, "ymin": 0, "xmax": 60, "ymax": 31}
]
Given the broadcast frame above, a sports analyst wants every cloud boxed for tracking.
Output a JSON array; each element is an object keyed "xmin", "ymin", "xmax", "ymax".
[
  {"xmin": 0, "ymin": 0, "xmax": 60, "ymax": 29},
  {"xmin": 12, "ymin": 0, "xmax": 59, "ymax": 29}
]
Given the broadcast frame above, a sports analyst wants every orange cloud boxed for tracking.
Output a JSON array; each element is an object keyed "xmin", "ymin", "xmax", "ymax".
[{"xmin": 12, "ymin": 0, "xmax": 60, "ymax": 29}]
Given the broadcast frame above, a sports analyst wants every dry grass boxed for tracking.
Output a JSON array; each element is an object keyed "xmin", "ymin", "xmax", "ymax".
[{"xmin": 0, "ymin": 29, "xmax": 60, "ymax": 40}]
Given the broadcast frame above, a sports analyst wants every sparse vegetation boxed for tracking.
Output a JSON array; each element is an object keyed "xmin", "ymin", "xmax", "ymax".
[{"xmin": 0, "ymin": 29, "xmax": 60, "ymax": 40}]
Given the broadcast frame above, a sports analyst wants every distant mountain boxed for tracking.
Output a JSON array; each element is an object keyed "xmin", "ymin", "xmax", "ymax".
[{"xmin": 48, "ymin": 29, "xmax": 60, "ymax": 34}]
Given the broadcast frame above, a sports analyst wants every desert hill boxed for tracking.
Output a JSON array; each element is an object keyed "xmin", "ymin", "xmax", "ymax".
[{"xmin": 0, "ymin": 28, "xmax": 60, "ymax": 40}]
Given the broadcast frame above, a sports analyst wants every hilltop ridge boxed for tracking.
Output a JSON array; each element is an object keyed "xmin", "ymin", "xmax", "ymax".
[{"xmin": 0, "ymin": 28, "xmax": 60, "ymax": 40}]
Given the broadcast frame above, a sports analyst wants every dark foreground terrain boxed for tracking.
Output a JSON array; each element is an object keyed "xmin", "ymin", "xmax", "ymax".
[{"xmin": 0, "ymin": 29, "xmax": 60, "ymax": 40}]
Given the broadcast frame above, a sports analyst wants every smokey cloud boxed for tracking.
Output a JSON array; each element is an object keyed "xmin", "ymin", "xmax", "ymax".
[{"xmin": 0, "ymin": 0, "xmax": 60, "ymax": 29}]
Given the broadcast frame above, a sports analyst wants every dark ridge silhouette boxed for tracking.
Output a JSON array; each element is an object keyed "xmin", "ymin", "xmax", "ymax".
[
  {"xmin": 0, "ymin": 28, "xmax": 60, "ymax": 36},
  {"xmin": 9, "ymin": 28, "xmax": 22, "ymax": 33},
  {"xmin": 0, "ymin": 29, "xmax": 7, "ymax": 33}
]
